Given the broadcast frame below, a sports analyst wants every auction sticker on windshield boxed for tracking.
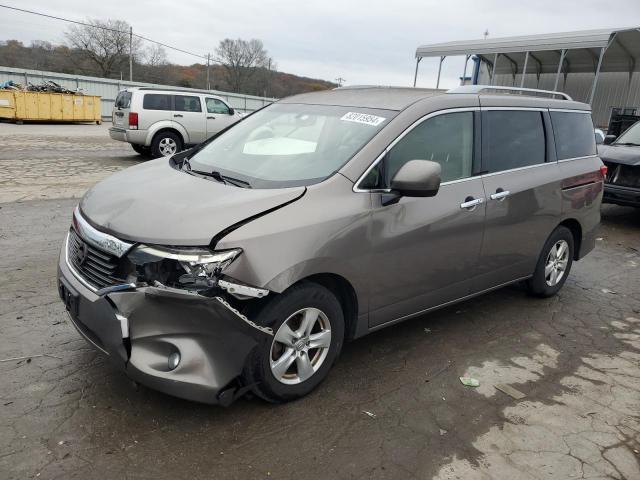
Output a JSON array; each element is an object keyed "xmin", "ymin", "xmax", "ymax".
[{"xmin": 340, "ymin": 112, "xmax": 386, "ymax": 127}]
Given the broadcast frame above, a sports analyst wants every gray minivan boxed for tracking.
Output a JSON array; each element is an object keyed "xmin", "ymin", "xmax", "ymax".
[
  {"xmin": 109, "ymin": 87, "xmax": 243, "ymax": 158},
  {"xmin": 59, "ymin": 86, "xmax": 604, "ymax": 405}
]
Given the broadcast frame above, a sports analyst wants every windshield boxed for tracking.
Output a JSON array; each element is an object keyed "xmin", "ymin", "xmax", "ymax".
[
  {"xmin": 188, "ymin": 103, "xmax": 395, "ymax": 188},
  {"xmin": 614, "ymin": 121, "xmax": 640, "ymax": 145}
]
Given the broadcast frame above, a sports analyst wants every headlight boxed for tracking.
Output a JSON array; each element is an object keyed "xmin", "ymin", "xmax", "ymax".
[{"xmin": 128, "ymin": 245, "xmax": 242, "ymax": 290}]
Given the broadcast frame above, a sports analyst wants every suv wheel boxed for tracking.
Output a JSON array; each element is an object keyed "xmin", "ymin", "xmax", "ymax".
[
  {"xmin": 527, "ymin": 226, "xmax": 574, "ymax": 297},
  {"xmin": 151, "ymin": 131, "xmax": 182, "ymax": 158},
  {"xmin": 243, "ymin": 282, "xmax": 345, "ymax": 403},
  {"xmin": 131, "ymin": 144, "xmax": 150, "ymax": 156}
]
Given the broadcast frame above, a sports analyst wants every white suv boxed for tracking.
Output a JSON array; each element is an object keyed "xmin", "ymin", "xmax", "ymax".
[{"xmin": 109, "ymin": 87, "xmax": 244, "ymax": 157}]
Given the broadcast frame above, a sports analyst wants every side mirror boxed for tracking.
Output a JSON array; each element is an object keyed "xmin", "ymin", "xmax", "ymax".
[
  {"xmin": 228, "ymin": 107, "xmax": 235, "ymax": 115},
  {"xmin": 390, "ymin": 160, "xmax": 441, "ymax": 197},
  {"xmin": 604, "ymin": 135, "xmax": 617, "ymax": 145}
]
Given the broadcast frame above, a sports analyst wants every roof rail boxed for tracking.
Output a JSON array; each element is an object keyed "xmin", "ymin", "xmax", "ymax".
[{"xmin": 447, "ymin": 85, "xmax": 572, "ymax": 101}]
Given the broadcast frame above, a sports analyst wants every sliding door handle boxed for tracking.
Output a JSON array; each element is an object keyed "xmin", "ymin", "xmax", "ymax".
[
  {"xmin": 490, "ymin": 190, "xmax": 511, "ymax": 201},
  {"xmin": 460, "ymin": 197, "xmax": 484, "ymax": 210}
]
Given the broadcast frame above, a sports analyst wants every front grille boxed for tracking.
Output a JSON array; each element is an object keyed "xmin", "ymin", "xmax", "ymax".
[
  {"xmin": 604, "ymin": 162, "xmax": 640, "ymax": 188},
  {"xmin": 68, "ymin": 229, "xmax": 126, "ymax": 290}
]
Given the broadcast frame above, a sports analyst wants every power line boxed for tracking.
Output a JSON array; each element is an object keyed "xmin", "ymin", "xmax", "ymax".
[{"xmin": 0, "ymin": 3, "xmax": 209, "ymax": 60}]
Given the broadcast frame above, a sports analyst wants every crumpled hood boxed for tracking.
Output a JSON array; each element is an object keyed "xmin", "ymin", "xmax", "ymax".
[
  {"xmin": 597, "ymin": 144, "xmax": 640, "ymax": 166},
  {"xmin": 80, "ymin": 159, "xmax": 305, "ymax": 246}
]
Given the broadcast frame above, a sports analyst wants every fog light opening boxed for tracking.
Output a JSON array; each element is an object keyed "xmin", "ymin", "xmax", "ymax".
[{"xmin": 168, "ymin": 352, "xmax": 181, "ymax": 370}]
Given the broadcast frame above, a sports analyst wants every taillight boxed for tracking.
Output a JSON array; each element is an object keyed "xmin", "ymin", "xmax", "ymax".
[
  {"xmin": 128, "ymin": 112, "xmax": 138, "ymax": 129},
  {"xmin": 600, "ymin": 165, "xmax": 608, "ymax": 178}
]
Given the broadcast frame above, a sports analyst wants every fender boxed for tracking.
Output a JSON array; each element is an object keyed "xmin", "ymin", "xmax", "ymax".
[{"xmin": 144, "ymin": 120, "xmax": 191, "ymax": 146}]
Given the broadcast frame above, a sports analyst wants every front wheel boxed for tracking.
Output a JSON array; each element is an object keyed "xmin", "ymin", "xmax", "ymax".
[
  {"xmin": 243, "ymin": 282, "xmax": 345, "ymax": 403},
  {"xmin": 151, "ymin": 131, "xmax": 182, "ymax": 158},
  {"xmin": 527, "ymin": 226, "xmax": 574, "ymax": 297}
]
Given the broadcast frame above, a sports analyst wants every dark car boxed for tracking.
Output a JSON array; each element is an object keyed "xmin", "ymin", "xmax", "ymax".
[{"xmin": 599, "ymin": 120, "xmax": 640, "ymax": 207}]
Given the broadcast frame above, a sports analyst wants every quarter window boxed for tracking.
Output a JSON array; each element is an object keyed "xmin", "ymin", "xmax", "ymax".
[
  {"xmin": 483, "ymin": 110, "xmax": 546, "ymax": 173},
  {"xmin": 361, "ymin": 111, "xmax": 474, "ymax": 189},
  {"xmin": 174, "ymin": 95, "xmax": 202, "ymax": 113},
  {"xmin": 550, "ymin": 112, "xmax": 597, "ymax": 159},
  {"xmin": 142, "ymin": 94, "xmax": 172, "ymax": 111},
  {"xmin": 206, "ymin": 98, "xmax": 231, "ymax": 115}
]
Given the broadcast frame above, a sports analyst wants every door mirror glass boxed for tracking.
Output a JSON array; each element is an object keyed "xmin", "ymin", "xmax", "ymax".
[
  {"xmin": 390, "ymin": 160, "xmax": 441, "ymax": 197},
  {"xmin": 228, "ymin": 107, "xmax": 235, "ymax": 115},
  {"xmin": 604, "ymin": 135, "xmax": 617, "ymax": 145}
]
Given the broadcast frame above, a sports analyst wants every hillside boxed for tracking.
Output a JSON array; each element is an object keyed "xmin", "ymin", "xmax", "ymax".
[{"xmin": 0, "ymin": 40, "xmax": 337, "ymax": 98}]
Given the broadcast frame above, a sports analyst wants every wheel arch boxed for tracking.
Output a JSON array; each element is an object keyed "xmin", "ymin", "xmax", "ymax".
[
  {"xmin": 146, "ymin": 121, "xmax": 188, "ymax": 146},
  {"xmin": 292, "ymin": 273, "xmax": 359, "ymax": 342},
  {"xmin": 558, "ymin": 218, "xmax": 583, "ymax": 260}
]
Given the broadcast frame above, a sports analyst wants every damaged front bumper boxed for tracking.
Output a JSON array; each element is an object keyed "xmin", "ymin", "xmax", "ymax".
[{"xmin": 57, "ymin": 244, "xmax": 272, "ymax": 405}]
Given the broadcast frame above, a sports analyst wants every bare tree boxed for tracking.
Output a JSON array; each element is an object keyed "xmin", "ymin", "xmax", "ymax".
[
  {"xmin": 215, "ymin": 38, "xmax": 271, "ymax": 93},
  {"xmin": 145, "ymin": 44, "xmax": 168, "ymax": 67},
  {"xmin": 65, "ymin": 19, "xmax": 142, "ymax": 77}
]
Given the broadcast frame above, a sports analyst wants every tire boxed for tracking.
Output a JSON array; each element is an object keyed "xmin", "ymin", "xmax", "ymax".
[
  {"xmin": 243, "ymin": 282, "xmax": 345, "ymax": 403},
  {"xmin": 527, "ymin": 226, "xmax": 574, "ymax": 297},
  {"xmin": 131, "ymin": 144, "xmax": 151, "ymax": 156},
  {"xmin": 151, "ymin": 131, "xmax": 182, "ymax": 158}
]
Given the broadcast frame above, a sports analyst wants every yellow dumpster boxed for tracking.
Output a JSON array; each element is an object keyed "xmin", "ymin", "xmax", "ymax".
[{"xmin": 0, "ymin": 90, "xmax": 102, "ymax": 124}]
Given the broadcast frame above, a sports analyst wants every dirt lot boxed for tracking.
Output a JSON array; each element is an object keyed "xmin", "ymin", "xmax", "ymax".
[{"xmin": 1, "ymin": 123, "xmax": 639, "ymax": 479}]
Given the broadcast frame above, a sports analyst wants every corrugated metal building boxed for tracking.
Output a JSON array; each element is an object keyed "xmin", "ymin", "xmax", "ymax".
[
  {"xmin": 414, "ymin": 28, "xmax": 640, "ymax": 128},
  {"xmin": 0, "ymin": 66, "xmax": 275, "ymax": 118}
]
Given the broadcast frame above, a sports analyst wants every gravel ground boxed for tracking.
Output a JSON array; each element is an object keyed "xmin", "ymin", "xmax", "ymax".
[{"xmin": 0, "ymin": 123, "xmax": 639, "ymax": 479}]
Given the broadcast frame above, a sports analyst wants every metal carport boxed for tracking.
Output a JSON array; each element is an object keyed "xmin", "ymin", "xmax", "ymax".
[{"xmin": 413, "ymin": 28, "xmax": 640, "ymax": 127}]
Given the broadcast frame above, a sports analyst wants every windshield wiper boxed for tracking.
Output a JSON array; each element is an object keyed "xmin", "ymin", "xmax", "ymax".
[
  {"xmin": 190, "ymin": 169, "xmax": 252, "ymax": 188},
  {"xmin": 615, "ymin": 142, "xmax": 640, "ymax": 147}
]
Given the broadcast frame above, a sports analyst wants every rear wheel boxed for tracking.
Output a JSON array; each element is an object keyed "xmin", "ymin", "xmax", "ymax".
[
  {"xmin": 527, "ymin": 226, "xmax": 574, "ymax": 297},
  {"xmin": 131, "ymin": 144, "xmax": 151, "ymax": 156},
  {"xmin": 151, "ymin": 131, "xmax": 182, "ymax": 158},
  {"xmin": 243, "ymin": 282, "xmax": 345, "ymax": 403}
]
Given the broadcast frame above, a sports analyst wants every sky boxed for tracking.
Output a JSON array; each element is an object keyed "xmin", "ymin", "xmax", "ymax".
[{"xmin": 2, "ymin": 0, "xmax": 640, "ymax": 89}]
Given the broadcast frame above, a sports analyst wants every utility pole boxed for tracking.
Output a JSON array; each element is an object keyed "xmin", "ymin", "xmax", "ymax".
[
  {"xmin": 206, "ymin": 53, "xmax": 211, "ymax": 90},
  {"xmin": 335, "ymin": 77, "xmax": 346, "ymax": 87},
  {"xmin": 129, "ymin": 26, "xmax": 133, "ymax": 81},
  {"xmin": 267, "ymin": 58, "xmax": 272, "ymax": 97}
]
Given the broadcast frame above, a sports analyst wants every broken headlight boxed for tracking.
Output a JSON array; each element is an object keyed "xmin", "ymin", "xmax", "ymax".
[{"xmin": 127, "ymin": 245, "xmax": 242, "ymax": 290}]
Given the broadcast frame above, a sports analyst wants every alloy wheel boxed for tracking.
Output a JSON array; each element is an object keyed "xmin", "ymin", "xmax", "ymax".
[
  {"xmin": 545, "ymin": 239, "xmax": 569, "ymax": 286},
  {"xmin": 158, "ymin": 137, "xmax": 177, "ymax": 156},
  {"xmin": 270, "ymin": 308, "xmax": 332, "ymax": 385}
]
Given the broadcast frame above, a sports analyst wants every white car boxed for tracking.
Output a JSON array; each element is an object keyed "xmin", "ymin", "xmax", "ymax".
[{"xmin": 109, "ymin": 87, "xmax": 244, "ymax": 157}]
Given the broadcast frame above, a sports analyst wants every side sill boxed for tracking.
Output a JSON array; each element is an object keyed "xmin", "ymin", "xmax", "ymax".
[{"xmin": 369, "ymin": 276, "xmax": 532, "ymax": 333}]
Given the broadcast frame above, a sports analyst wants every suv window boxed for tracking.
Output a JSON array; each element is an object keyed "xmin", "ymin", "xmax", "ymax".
[
  {"xmin": 206, "ymin": 98, "xmax": 230, "ymax": 115},
  {"xmin": 174, "ymin": 95, "xmax": 202, "ymax": 113},
  {"xmin": 143, "ymin": 94, "xmax": 172, "ymax": 111},
  {"xmin": 484, "ymin": 110, "xmax": 546, "ymax": 172},
  {"xmin": 550, "ymin": 112, "xmax": 597, "ymax": 159},
  {"xmin": 361, "ymin": 111, "xmax": 474, "ymax": 189}
]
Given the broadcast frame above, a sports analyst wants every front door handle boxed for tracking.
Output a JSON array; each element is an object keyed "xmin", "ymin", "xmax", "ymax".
[
  {"xmin": 490, "ymin": 189, "xmax": 511, "ymax": 201},
  {"xmin": 173, "ymin": 114, "xmax": 183, "ymax": 118},
  {"xmin": 207, "ymin": 116, "xmax": 216, "ymax": 120},
  {"xmin": 460, "ymin": 197, "xmax": 484, "ymax": 210}
]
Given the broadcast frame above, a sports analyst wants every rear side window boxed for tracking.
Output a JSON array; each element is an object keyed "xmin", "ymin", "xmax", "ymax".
[
  {"xmin": 550, "ymin": 111, "xmax": 597, "ymax": 159},
  {"xmin": 484, "ymin": 110, "xmax": 546, "ymax": 173},
  {"xmin": 174, "ymin": 95, "xmax": 202, "ymax": 112},
  {"xmin": 143, "ymin": 94, "xmax": 172, "ymax": 111},
  {"xmin": 114, "ymin": 91, "xmax": 131, "ymax": 109}
]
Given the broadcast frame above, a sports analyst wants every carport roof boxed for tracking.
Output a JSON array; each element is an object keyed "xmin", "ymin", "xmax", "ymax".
[{"xmin": 415, "ymin": 27, "xmax": 640, "ymax": 74}]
